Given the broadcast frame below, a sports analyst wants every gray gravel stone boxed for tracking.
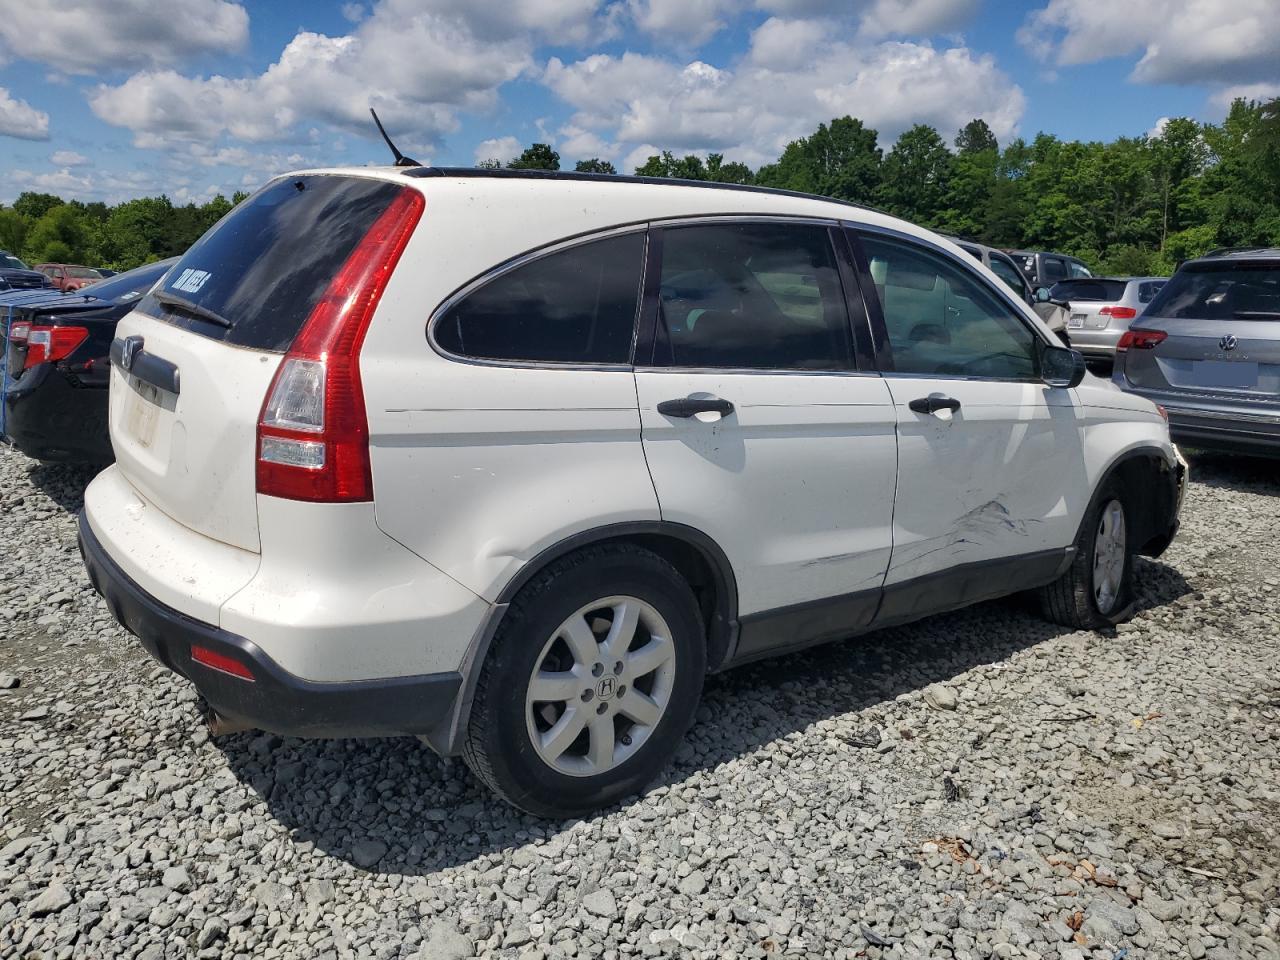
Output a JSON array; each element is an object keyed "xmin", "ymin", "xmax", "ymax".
[{"xmin": 28, "ymin": 882, "xmax": 72, "ymax": 916}]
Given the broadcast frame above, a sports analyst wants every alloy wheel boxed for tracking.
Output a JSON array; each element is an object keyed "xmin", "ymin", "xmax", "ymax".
[{"xmin": 1092, "ymin": 499, "xmax": 1127, "ymax": 614}]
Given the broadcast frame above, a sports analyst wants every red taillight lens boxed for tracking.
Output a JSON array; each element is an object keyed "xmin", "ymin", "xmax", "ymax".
[
  {"xmin": 256, "ymin": 187, "xmax": 424, "ymax": 502},
  {"xmin": 1099, "ymin": 306, "xmax": 1137, "ymax": 320},
  {"xmin": 1116, "ymin": 329, "xmax": 1167, "ymax": 351},
  {"xmin": 190, "ymin": 645, "xmax": 255, "ymax": 681},
  {"xmin": 12, "ymin": 324, "xmax": 89, "ymax": 370}
]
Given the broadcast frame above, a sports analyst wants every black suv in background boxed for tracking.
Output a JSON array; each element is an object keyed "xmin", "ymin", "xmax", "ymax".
[
  {"xmin": 0, "ymin": 251, "xmax": 53, "ymax": 292},
  {"xmin": 1007, "ymin": 249, "xmax": 1093, "ymax": 289}
]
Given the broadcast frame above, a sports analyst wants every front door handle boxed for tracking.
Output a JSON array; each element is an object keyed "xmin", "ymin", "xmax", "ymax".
[
  {"xmin": 656, "ymin": 396, "xmax": 735, "ymax": 419},
  {"xmin": 908, "ymin": 394, "xmax": 961, "ymax": 415}
]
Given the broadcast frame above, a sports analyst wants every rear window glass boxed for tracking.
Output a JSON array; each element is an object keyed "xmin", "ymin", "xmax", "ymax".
[
  {"xmin": 1048, "ymin": 279, "xmax": 1127, "ymax": 301},
  {"xmin": 433, "ymin": 232, "xmax": 644, "ymax": 364},
  {"xmin": 140, "ymin": 175, "xmax": 403, "ymax": 351},
  {"xmin": 1145, "ymin": 261, "xmax": 1280, "ymax": 320}
]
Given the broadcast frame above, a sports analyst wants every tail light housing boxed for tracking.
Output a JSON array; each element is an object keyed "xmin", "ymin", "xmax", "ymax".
[
  {"xmin": 1116, "ymin": 329, "xmax": 1167, "ymax": 351},
  {"xmin": 7, "ymin": 321, "xmax": 89, "ymax": 370},
  {"xmin": 1099, "ymin": 306, "xmax": 1137, "ymax": 320},
  {"xmin": 256, "ymin": 187, "xmax": 424, "ymax": 502}
]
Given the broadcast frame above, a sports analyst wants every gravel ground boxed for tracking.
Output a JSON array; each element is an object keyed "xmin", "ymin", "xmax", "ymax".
[{"xmin": 2, "ymin": 445, "xmax": 1278, "ymax": 960}]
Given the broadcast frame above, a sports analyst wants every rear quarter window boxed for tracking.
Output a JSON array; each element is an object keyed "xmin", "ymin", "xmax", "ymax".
[
  {"xmin": 432, "ymin": 232, "xmax": 645, "ymax": 365},
  {"xmin": 139, "ymin": 175, "xmax": 405, "ymax": 351}
]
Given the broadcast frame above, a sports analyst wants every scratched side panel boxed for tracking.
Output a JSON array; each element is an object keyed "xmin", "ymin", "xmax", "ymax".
[{"xmin": 882, "ymin": 379, "xmax": 1085, "ymax": 585}]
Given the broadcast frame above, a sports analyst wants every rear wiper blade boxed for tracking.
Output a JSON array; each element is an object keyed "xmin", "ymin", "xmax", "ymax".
[
  {"xmin": 152, "ymin": 289, "xmax": 233, "ymax": 328},
  {"xmin": 1232, "ymin": 310, "xmax": 1280, "ymax": 319}
]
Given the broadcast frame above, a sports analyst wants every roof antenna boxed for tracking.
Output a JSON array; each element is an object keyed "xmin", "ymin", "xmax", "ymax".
[{"xmin": 370, "ymin": 108, "xmax": 419, "ymax": 167}]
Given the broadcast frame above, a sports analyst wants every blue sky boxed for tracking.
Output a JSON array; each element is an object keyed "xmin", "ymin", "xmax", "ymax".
[{"xmin": 0, "ymin": 0, "xmax": 1276, "ymax": 205}]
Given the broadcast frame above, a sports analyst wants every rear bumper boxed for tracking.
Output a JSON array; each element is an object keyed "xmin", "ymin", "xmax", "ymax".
[
  {"xmin": 3, "ymin": 365, "xmax": 112, "ymax": 463},
  {"xmin": 1164, "ymin": 405, "xmax": 1280, "ymax": 458},
  {"xmin": 1067, "ymin": 326, "xmax": 1122, "ymax": 357},
  {"xmin": 79, "ymin": 511, "xmax": 464, "ymax": 739}
]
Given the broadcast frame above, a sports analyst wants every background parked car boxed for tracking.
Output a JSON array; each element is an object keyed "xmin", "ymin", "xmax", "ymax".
[
  {"xmin": 0, "ymin": 251, "xmax": 53, "ymax": 292},
  {"xmin": 1049, "ymin": 276, "xmax": 1166, "ymax": 367},
  {"xmin": 35, "ymin": 263, "xmax": 105, "ymax": 293},
  {"xmin": 1006, "ymin": 249, "xmax": 1093, "ymax": 288},
  {"xmin": 3, "ymin": 258, "xmax": 176, "ymax": 463},
  {"xmin": 1114, "ymin": 247, "xmax": 1279, "ymax": 457}
]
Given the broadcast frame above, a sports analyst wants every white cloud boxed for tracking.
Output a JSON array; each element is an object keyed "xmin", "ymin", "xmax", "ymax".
[
  {"xmin": 50, "ymin": 150, "xmax": 90, "ymax": 166},
  {"xmin": 749, "ymin": 18, "xmax": 831, "ymax": 71},
  {"xmin": 341, "ymin": 2, "xmax": 366, "ymax": 21},
  {"xmin": 1147, "ymin": 117, "xmax": 1170, "ymax": 139},
  {"xmin": 0, "ymin": 86, "xmax": 49, "ymax": 140},
  {"xmin": 544, "ymin": 39, "xmax": 1024, "ymax": 170},
  {"xmin": 1020, "ymin": 0, "xmax": 1280, "ymax": 86},
  {"xmin": 473, "ymin": 135, "xmax": 521, "ymax": 164},
  {"xmin": 627, "ymin": 0, "xmax": 735, "ymax": 45},
  {"xmin": 0, "ymin": 0, "xmax": 248, "ymax": 75},
  {"xmin": 1209, "ymin": 82, "xmax": 1280, "ymax": 111},
  {"xmin": 857, "ymin": 0, "xmax": 981, "ymax": 37},
  {"xmin": 87, "ymin": 0, "xmax": 616, "ymax": 152}
]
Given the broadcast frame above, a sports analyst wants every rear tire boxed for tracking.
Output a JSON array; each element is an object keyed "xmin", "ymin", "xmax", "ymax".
[
  {"xmin": 1039, "ymin": 478, "xmax": 1135, "ymax": 629},
  {"xmin": 462, "ymin": 544, "xmax": 706, "ymax": 818}
]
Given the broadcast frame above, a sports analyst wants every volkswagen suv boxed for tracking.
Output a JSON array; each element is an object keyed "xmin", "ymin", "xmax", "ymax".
[{"xmin": 79, "ymin": 168, "xmax": 1185, "ymax": 817}]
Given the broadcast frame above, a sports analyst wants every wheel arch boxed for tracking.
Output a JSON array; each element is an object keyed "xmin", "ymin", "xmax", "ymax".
[
  {"xmin": 1091, "ymin": 444, "xmax": 1182, "ymax": 558},
  {"xmin": 496, "ymin": 521, "xmax": 740, "ymax": 670},
  {"xmin": 423, "ymin": 522, "xmax": 740, "ymax": 757}
]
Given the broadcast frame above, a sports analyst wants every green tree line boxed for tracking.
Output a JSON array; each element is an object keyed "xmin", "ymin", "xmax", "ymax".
[
  {"xmin": 0, "ymin": 191, "xmax": 248, "ymax": 272},
  {"xmin": 7, "ymin": 97, "xmax": 1275, "ymax": 276},
  {"xmin": 492, "ymin": 97, "xmax": 1280, "ymax": 276}
]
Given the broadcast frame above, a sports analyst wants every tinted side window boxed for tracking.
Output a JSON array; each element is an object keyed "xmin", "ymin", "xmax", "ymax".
[
  {"xmin": 988, "ymin": 255, "xmax": 1027, "ymax": 296},
  {"xmin": 1068, "ymin": 260, "xmax": 1093, "ymax": 278},
  {"xmin": 435, "ymin": 232, "xmax": 643, "ymax": 364},
  {"xmin": 1138, "ymin": 281, "xmax": 1163, "ymax": 303},
  {"xmin": 1041, "ymin": 258, "xmax": 1068, "ymax": 282},
  {"xmin": 654, "ymin": 222, "xmax": 851, "ymax": 370},
  {"xmin": 862, "ymin": 234, "xmax": 1038, "ymax": 380}
]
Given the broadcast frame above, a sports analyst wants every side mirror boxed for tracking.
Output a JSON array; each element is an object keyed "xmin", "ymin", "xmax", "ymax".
[
  {"xmin": 1033, "ymin": 286, "xmax": 1051, "ymax": 303},
  {"xmin": 1040, "ymin": 343, "xmax": 1087, "ymax": 388}
]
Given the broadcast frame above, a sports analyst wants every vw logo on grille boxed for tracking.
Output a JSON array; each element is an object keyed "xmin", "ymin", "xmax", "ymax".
[{"xmin": 1219, "ymin": 334, "xmax": 1238, "ymax": 352}]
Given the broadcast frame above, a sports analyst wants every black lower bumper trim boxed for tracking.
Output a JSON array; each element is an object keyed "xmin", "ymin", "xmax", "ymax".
[{"xmin": 78, "ymin": 511, "xmax": 462, "ymax": 738}]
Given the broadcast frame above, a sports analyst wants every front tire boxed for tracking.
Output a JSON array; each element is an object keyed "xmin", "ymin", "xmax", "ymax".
[
  {"xmin": 462, "ymin": 544, "xmax": 706, "ymax": 818},
  {"xmin": 1039, "ymin": 480, "xmax": 1135, "ymax": 628}
]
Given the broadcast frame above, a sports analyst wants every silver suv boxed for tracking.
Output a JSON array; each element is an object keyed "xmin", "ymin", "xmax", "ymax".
[
  {"xmin": 1114, "ymin": 248, "xmax": 1280, "ymax": 457},
  {"xmin": 1053, "ymin": 276, "xmax": 1166, "ymax": 361}
]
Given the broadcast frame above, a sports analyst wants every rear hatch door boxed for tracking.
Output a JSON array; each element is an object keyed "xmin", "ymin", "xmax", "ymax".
[
  {"xmin": 108, "ymin": 173, "xmax": 409, "ymax": 552},
  {"xmin": 1124, "ymin": 259, "xmax": 1280, "ymax": 399}
]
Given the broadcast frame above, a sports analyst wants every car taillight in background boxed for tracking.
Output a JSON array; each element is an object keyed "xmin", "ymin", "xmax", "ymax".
[
  {"xmin": 1116, "ymin": 329, "xmax": 1167, "ymax": 351},
  {"xmin": 7, "ymin": 321, "xmax": 89, "ymax": 369},
  {"xmin": 256, "ymin": 187, "xmax": 425, "ymax": 503},
  {"xmin": 1099, "ymin": 306, "xmax": 1137, "ymax": 320}
]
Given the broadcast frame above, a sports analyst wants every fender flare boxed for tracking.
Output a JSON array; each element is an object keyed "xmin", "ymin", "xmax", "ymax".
[{"xmin": 422, "ymin": 521, "xmax": 740, "ymax": 756}]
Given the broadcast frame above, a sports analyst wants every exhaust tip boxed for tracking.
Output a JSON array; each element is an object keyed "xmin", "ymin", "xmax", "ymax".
[{"xmin": 205, "ymin": 708, "xmax": 254, "ymax": 737}]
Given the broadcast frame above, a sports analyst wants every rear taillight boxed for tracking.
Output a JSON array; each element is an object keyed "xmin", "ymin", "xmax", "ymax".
[
  {"xmin": 1100, "ymin": 306, "xmax": 1137, "ymax": 320},
  {"xmin": 1116, "ymin": 329, "xmax": 1167, "ymax": 351},
  {"xmin": 256, "ymin": 187, "xmax": 424, "ymax": 502},
  {"xmin": 7, "ymin": 322, "xmax": 89, "ymax": 370}
]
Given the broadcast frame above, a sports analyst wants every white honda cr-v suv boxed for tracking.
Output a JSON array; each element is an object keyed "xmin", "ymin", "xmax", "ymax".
[{"xmin": 80, "ymin": 167, "xmax": 1185, "ymax": 817}]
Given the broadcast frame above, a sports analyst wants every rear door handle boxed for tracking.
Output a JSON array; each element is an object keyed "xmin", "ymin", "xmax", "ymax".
[
  {"xmin": 908, "ymin": 394, "xmax": 961, "ymax": 415},
  {"xmin": 109, "ymin": 335, "xmax": 181, "ymax": 395},
  {"xmin": 656, "ymin": 396, "xmax": 735, "ymax": 419}
]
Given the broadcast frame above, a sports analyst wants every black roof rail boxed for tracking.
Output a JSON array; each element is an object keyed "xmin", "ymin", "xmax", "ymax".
[
  {"xmin": 400, "ymin": 165, "xmax": 892, "ymax": 217},
  {"xmin": 1199, "ymin": 245, "xmax": 1280, "ymax": 258}
]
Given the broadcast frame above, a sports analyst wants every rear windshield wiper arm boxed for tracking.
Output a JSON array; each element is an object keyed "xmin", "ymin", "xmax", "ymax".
[
  {"xmin": 1232, "ymin": 310, "xmax": 1280, "ymax": 319},
  {"xmin": 152, "ymin": 289, "xmax": 233, "ymax": 328}
]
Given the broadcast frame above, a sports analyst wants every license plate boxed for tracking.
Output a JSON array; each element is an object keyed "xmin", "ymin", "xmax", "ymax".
[
  {"xmin": 1068, "ymin": 313, "xmax": 1086, "ymax": 328},
  {"xmin": 125, "ymin": 378, "xmax": 160, "ymax": 447},
  {"xmin": 1192, "ymin": 360, "xmax": 1258, "ymax": 388}
]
